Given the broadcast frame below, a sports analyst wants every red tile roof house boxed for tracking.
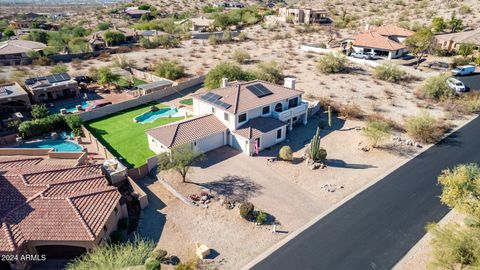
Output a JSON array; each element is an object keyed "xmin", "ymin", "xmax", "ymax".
[
  {"xmin": 350, "ymin": 25, "xmax": 415, "ymax": 59},
  {"xmin": 146, "ymin": 79, "xmax": 309, "ymax": 156},
  {"xmin": 0, "ymin": 149, "xmax": 126, "ymax": 270}
]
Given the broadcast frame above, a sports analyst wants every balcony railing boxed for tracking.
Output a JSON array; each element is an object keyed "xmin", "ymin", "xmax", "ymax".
[{"xmin": 272, "ymin": 102, "xmax": 308, "ymax": 122}]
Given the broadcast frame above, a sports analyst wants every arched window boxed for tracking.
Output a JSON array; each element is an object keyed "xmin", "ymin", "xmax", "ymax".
[{"xmin": 274, "ymin": 103, "xmax": 282, "ymax": 112}]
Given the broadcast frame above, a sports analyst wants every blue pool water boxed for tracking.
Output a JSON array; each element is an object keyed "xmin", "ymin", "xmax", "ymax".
[
  {"xmin": 16, "ymin": 140, "xmax": 83, "ymax": 152},
  {"xmin": 134, "ymin": 108, "xmax": 180, "ymax": 123},
  {"xmin": 52, "ymin": 101, "xmax": 95, "ymax": 114}
]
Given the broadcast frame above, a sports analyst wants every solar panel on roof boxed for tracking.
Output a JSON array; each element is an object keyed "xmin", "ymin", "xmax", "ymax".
[
  {"xmin": 213, "ymin": 100, "xmax": 231, "ymax": 109},
  {"xmin": 246, "ymin": 84, "xmax": 273, "ymax": 98}
]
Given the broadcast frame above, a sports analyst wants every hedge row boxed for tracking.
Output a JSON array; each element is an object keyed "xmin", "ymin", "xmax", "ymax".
[{"xmin": 18, "ymin": 114, "xmax": 83, "ymax": 139}]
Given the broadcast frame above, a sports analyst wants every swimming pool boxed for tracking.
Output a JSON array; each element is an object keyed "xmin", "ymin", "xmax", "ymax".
[
  {"xmin": 134, "ymin": 108, "xmax": 184, "ymax": 123},
  {"xmin": 16, "ymin": 139, "xmax": 83, "ymax": 152},
  {"xmin": 52, "ymin": 101, "xmax": 96, "ymax": 114}
]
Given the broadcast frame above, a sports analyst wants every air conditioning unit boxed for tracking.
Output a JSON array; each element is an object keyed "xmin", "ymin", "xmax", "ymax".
[{"xmin": 102, "ymin": 158, "xmax": 127, "ymax": 186}]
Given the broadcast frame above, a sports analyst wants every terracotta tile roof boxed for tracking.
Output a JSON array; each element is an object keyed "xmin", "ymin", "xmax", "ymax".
[
  {"xmin": 0, "ymin": 157, "xmax": 43, "ymax": 169},
  {"xmin": 193, "ymin": 80, "xmax": 303, "ymax": 114},
  {"xmin": 147, "ymin": 114, "xmax": 227, "ymax": 148},
  {"xmin": 353, "ymin": 31, "xmax": 406, "ymax": 51},
  {"xmin": 233, "ymin": 117, "xmax": 287, "ymax": 139},
  {"xmin": 370, "ymin": 25, "xmax": 414, "ymax": 37},
  {"xmin": 0, "ymin": 156, "xmax": 121, "ymax": 254}
]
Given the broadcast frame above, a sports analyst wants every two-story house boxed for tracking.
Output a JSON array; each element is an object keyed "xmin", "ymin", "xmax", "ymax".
[{"xmin": 146, "ymin": 79, "xmax": 309, "ymax": 156}]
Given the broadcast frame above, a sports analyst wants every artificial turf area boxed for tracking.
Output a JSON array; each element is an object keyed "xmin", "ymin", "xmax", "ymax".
[{"xmin": 85, "ymin": 103, "xmax": 183, "ymax": 168}]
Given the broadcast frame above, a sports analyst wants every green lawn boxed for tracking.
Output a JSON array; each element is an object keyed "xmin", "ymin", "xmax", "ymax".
[
  {"xmin": 85, "ymin": 103, "xmax": 184, "ymax": 168},
  {"xmin": 114, "ymin": 77, "xmax": 147, "ymax": 88},
  {"xmin": 179, "ymin": 98, "xmax": 193, "ymax": 105}
]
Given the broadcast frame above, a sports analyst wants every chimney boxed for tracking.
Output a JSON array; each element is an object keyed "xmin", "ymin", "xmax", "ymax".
[
  {"xmin": 365, "ymin": 23, "xmax": 370, "ymax": 31},
  {"xmin": 284, "ymin": 78, "xmax": 296, "ymax": 89},
  {"xmin": 221, "ymin": 78, "xmax": 229, "ymax": 88}
]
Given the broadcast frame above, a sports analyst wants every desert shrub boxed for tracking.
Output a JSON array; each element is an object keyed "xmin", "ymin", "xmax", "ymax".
[
  {"xmin": 51, "ymin": 63, "xmax": 69, "ymax": 74},
  {"xmin": 222, "ymin": 30, "xmax": 233, "ymax": 42},
  {"xmin": 367, "ymin": 113, "xmax": 404, "ymax": 132},
  {"xmin": 155, "ymin": 59, "xmax": 185, "ymax": 80},
  {"xmin": 239, "ymin": 202, "xmax": 254, "ymax": 220},
  {"xmin": 316, "ymin": 53, "xmax": 347, "ymax": 74},
  {"xmin": 256, "ymin": 211, "xmax": 267, "ymax": 224},
  {"xmin": 452, "ymin": 56, "xmax": 471, "ymax": 67},
  {"xmin": 208, "ymin": 35, "xmax": 219, "ymax": 45},
  {"xmin": 279, "ymin": 145, "xmax": 293, "ymax": 161},
  {"xmin": 458, "ymin": 93, "xmax": 480, "ymax": 114},
  {"xmin": 31, "ymin": 104, "xmax": 49, "ymax": 119},
  {"xmin": 339, "ymin": 103, "xmax": 364, "ymax": 119},
  {"xmin": 237, "ymin": 32, "xmax": 248, "ymax": 41},
  {"xmin": 374, "ymin": 64, "xmax": 406, "ymax": 83},
  {"xmin": 232, "ymin": 49, "xmax": 250, "ymax": 64},
  {"xmin": 66, "ymin": 237, "xmax": 154, "ymax": 270},
  {"xmin": 144, "ymin": 257, "xmax": 161, "ymax": 270},
  {"xmin": 204, "ymin": 62, "xmax": 253, "ymax": 89},
  {"xmin": 253, "ymin": 61, "xmax": 283, "ymax": 84},
  {"xmin": 405, "ymin": 111, "xmax": 446, "ymax": 144},
  {"xmin": 417, "ymin": 73, "xmax": 455, "ymax": 100},
  {"xmin": 103, "ymin": 31, "xmax": 126, "ymax": 45},
  {"xmin": 151, "ymin": 248, "xmax": 167, "ymax": 261},
  {"xmin": 363, "ymin": 119, "xmax": 392, "ymax": 147},
  {"xmin": 18, "ymin": 114, "xmax": 67, "ymax": 139},
  {"xmin": 175, "ymin": 259, "xmax": 198, "ymax": 270},
  {"xmin": 32, "ymin": 56, "xmax": 52, "ymax": 66}
]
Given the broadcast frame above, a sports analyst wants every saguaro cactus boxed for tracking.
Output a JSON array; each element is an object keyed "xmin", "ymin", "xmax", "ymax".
[{"xmin": 310, "ymin": 127, "xmax": 321, "ymax": 160}]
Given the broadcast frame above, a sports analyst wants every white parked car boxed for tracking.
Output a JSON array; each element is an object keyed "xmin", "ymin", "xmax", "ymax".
[
  {"xmin": 350, "ymin": 51, "xmax": 376, "ymax": 60},
  {"xmin": 452, "ymin": 65, "xmax": 475, "ymax": 76},
  {"xmin": 447, "ymin": 77, "xmax": 467, "ymax": 92}
]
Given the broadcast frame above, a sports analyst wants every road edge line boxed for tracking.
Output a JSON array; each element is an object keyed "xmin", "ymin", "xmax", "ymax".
[{"xmin": 240, "ymin": 114, "xmax": 478, "ymax": 270}]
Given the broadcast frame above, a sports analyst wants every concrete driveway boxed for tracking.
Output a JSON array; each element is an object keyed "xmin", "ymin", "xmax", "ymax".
[
  {"xmin": 455, "ymin": 73, "xmax": 480, "ymax": 91},
  {"xmin": 189, "ymin": 146, "xmax": 327, "ymax": 230}
]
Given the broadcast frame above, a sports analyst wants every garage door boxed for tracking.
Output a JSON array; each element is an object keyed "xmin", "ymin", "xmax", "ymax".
[
  {"xmin": 195, "ymin": 132, "xmax": 225, "ymax": 153},
  {"xmin": 35, "ymin": 245, "xmax": 87, "ymax": 259}
]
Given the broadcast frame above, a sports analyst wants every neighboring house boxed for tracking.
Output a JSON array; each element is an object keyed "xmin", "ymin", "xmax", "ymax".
[
  {"xmin": 0, "ymin": 151, "xmax": 125, "ymax": 270},
  {"xmin": 9, "ymin": 20, "xmax": 59, "ymax": 30},
  {"xmin": 147, "ymin": 79, "xmax": 308, "ymax": 155},
  {"xmin": 139, "ymin": 30, "xmax": 170, "ymax": 41},
  {"xmin": 0, "ymin": 82, "xmax": 32, "ymax": 109},
  {"xmin": 124, "ymin": 7, "xmax": 151, "ymax": 19},
  {"xmin": 88, "ymin": 27, "xmax": 139, "ymax": 47},
  {"xmin": 136, "ymin": 79, "xmax": 173, "ymax": 96},
  {"xmin": 436, "ymin": 28, "xmax": 480, "ymax": 51},
  {"xmin": 350, "ymin": 25, "xmax": 414, "ymax": 59},
  {"xmin": 175, "ymin": 16, "xmax": 215, "ymax": 32},
  {"xmin": 24, "ymin": 73, "xmax": 79, "ymax": 103},
  {"xmin": 278, "ymin": 7, "xmax": 328, "ymax": 24},
  {"xmin": 0, "ymin": 40, "xmax": 46, "ymax": 60}
]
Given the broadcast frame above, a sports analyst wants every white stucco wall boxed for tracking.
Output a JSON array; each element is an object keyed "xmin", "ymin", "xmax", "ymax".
[{"xmin": 147, "ymin": 134, "xmax": 169, "ymax": 154}]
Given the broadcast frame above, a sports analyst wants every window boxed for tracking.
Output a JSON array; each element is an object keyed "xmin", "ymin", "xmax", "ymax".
[
  {"xmin": 238, "ymin": 113, "xmax": 247, "ymax": 123},
  {"xmin": 224, "ymin": 112, "xmax": 229, "ymax": 121},
  {"xmin": 277, "ymin": 129, "xmax": 282, "ymax": 139},
  {"xmin": 262, "ymin": 106, "xmax": 270, "ymax": 115},
  {"xmin": 212, "ymin": 107, "xmax": 215, "ymax": 113},
  {"xmin": 288, "ymin": 97, "xmax": 298, "ymax": 109},
  {"xmin": 274, "ymin": 103, "xmax": 283, "ymax": 112}
]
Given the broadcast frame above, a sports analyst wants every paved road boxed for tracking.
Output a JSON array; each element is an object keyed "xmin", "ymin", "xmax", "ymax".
[
  {"xmin": 455, "ymin": 73, "xmax": 480, "ymax": 91},
  {"xmin": 250, "ymin": 117, "xmax": 480, "ymax": 270}
]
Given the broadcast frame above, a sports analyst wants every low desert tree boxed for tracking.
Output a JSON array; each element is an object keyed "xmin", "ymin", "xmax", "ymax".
[
  {"xmin": 253, "ymin": 61, "xmax": 283, "ymax": 84},
  {"xmin": 438, "ymin": 163, "xmax": 480, "ymax": 220},
  {"xmin": 417, "ymin": 73, "xmax": 455, "ymax": 100},
  {"xmin": 31, "ymin": 104, "xmax": 49, "ymax": 120},
  {"xmin": 157, "ymin": 144, "xmax": 206, "ymax": 182},
  {"xmin": 231, "ymin": 49, "xmax": 251, "ymax": 64},
  {"xmin": 405, "ymin": 111, "xmax": 445, "ymax": 144},
  {"xmin": 316, "ymin": 53, "xmax": 347, "ymax": 74},
  {"xmin": 103, "ymin": 31, "xmax": 126, "ymax": 46},
  {"xmin": 96, "ymin": 22, "xmax": 110, "ymax": 31},
  {"xmin": 431, "ymin": 17, "xmax": 446, "ymax": 33},
  {"xmin": 66, "ymin": 237, "xmax": 154, "ymax": 270},
  {"xmin": 373, "ymin": 63, "xmax": 406, "ymax": 83},
  {"xmin": 427, "ymin": 223, "xmax": 480, "ymax": 270},
  {"xmin": 155, "ymin": 59, "xmax": 185, "ymax": 80},
  {"xmin": 96, "ymin": 66, "xmax": 120, "ymax": 87},
  {"xmin": 448, "ymin": 12, "xmax": 464, "ymax": 33},
  {"xmin": 2, "ymin": 27, "xmax": 15, "ymax": 38},
  {"xmin": 204, "ymin": 62, "xmax": 252, "ymax": 89},
  {"xmin": 363, "ymin": 119, "xmax": 392, "ymax": 147},
  {"xmin": 405, "ymin": 28, "xmax": 435, "ymax": 68},
  {"xmin": 458, "ymin": 43, "xmax": 475, "ymax": 58},
  {"xmin": 51, "ymin": 63, "xmax": 69, "ymax": 74},
  {"xmin": 279, "ymin": 145, "xmax": 293, "ymax": 161},
  {"xmin": 24, "ymin": 30, "xmax": 49, "ymax": 44}
]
